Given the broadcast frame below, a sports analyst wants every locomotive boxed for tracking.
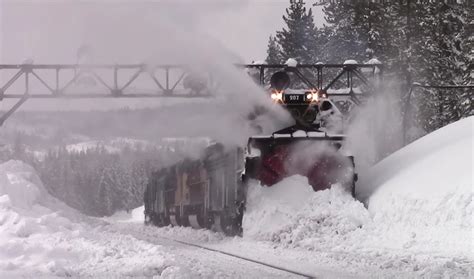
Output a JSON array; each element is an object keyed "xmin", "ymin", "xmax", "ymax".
[
  {"xmin": 144, "ymin": 144, "xmax": 246, "ymax": 235},
  {"xmin": 144, "ymin": 60, "xmax": 381, "ymax": 235}
]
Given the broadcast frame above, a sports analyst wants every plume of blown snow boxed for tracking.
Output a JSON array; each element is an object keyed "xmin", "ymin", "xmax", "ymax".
[
  {"xmin": 1, "ymin": 0, "xmax": 292, "ymax": 148},
  {"xmin": 344, "ymin": 83, "xmax": 404, "ymax": 200}
]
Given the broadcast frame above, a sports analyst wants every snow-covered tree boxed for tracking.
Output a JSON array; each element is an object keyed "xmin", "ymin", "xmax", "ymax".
[
  {"xmin": 314, "ymin": 0, "xmax": 472, "ymax": 133},
  {"xmin": 405, "ymin": 1, "xmax": 473, "ymax": 131},
  {"xmin": 321, "ymin": 1, "xmax": 366, "ymax": 63},
  {"xmin": 266, "ymin": 35, "xmax": 284, "ymax": 64},
  {"xmin": 274, "ymin": 0, "xmax": 319, "ymax": 63}
]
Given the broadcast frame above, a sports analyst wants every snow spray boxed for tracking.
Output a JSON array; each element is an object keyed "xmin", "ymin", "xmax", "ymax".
[
  {"xmin": 1, "ymin": 1, "xmax": 291, "ymax": 150},
  {"xmin": 344, "ymin": 81, "xmax": 405, "ymax": 200}
]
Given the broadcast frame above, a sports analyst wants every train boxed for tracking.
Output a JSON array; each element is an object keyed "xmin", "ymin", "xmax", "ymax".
[
  {"xmin": 144, "ymin": 144, "xmax": 246, "ymax": 235},
  {"xmin": 144, "ymin": 61, "xmax": 381, "ymax": 235}
]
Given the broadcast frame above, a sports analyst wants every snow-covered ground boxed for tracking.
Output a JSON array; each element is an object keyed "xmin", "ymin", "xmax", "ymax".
[
  {"xmin": 241, "ymin": 117, "xmax": 473, "ymax": 277},
  {"xmin": 0, "ymin": 161, "xmax": 302, "ymax": 278},
  {"xmin": 0, "ymin": 117, "xmax": 472, "ymax": 278},
  {"xmin": 367, "ymin": 116, "xmax": 472, "ymax": 259},
  {"xmin": 0, "ymin": 161, "xmax": 180, "ymax": 278}
]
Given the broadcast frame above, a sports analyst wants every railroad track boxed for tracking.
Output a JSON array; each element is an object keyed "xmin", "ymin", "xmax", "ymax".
[
  {"xmin": 161, "ymin": 236, "xmax": 316, "ymax": 278},
  {"xmin": 110, "ymin": 223, "xmax": 317, "ymax": 278}
]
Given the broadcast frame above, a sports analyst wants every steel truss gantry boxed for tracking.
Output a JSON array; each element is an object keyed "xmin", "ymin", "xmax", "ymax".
[{"xmin": 0, "ymin": 63, "xmax": 383, "ymax": 125}]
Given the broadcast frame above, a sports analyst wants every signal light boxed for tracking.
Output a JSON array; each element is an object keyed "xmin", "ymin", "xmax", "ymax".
[{"xmin": 270, "ymin": 71, "xmax": 290, "ymax": 91}]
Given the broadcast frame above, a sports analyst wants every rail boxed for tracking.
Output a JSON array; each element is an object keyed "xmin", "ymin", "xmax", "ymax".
[{"xmin": 160, "ymin": 235, "xmax": 315, "ymax": 278}]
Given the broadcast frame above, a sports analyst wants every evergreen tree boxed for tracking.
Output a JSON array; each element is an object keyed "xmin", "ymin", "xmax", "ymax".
[
  {"xmin": 321, "ymin": 1, "xmax": 366, "ymax": 63},
  {"xmin": 407, "ymin": 1, "xmax": 473, "ymax": 131},
  {"xmin": 316, "ymin": 0, "xmax": 472, "ymax": 133},
  {"xmin": 275, "ymin": 0, "xmax": 319, "ymax": 63},
  {"xmin": 266, "ymin": 35, "xmax": 283, "ymax": 64}
]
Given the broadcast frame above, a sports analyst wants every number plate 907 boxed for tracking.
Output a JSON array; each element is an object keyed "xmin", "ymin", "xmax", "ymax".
[{"xmin": 284, "ymin": 94, "xmax": 304, "ymax": 104}]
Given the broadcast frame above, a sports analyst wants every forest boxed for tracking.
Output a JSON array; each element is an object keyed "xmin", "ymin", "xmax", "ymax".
[{"xmin": 266, "ymin": 0, "xmax": 472, "ymax": 132}]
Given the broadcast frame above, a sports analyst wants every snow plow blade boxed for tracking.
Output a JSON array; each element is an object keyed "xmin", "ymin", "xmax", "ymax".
[{"xmin": 245, "ymin": 132, "xmax": 356, "ymax": 196}]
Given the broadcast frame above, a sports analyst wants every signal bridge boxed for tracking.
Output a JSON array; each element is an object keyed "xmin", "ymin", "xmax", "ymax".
[{"xmin": 0, "ymin": 63, "xmax": 383, "ymax": 125}]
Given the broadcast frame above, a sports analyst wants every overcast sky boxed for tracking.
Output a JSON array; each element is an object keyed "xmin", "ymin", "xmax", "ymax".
[{"xmin": 0, "ymin": 0, "xmax": 325, "ymax": 64}]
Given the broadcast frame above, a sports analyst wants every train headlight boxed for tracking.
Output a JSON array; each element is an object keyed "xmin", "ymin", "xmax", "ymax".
[
  {"xmin": 307, "ymin": 90, "xmax": 319, "ymax": 102},
  {"xmin": 271, "ymin": 91, "xmax": 283, "ymax": 102}
]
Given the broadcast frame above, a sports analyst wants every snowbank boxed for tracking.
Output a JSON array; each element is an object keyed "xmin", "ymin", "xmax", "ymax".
[
  {"xmin": 242, "ymin": 117, "xmax": 473, "ymax": 277},
  {"xmin": 0, "ymin": 161, "xmax": 45, "ymax": 209},
  {"xmin": 0, "ymin": 160, "xmax": 176, "ymax": 277},
  {"xmin": 367, "ymin": 116, "xmax": 473, "ymax": 256}
]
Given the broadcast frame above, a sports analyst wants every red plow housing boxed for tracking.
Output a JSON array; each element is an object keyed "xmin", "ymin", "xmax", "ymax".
[{"xmin": 245, "ymin": 135, "xmax": 356, "ymax": 196}]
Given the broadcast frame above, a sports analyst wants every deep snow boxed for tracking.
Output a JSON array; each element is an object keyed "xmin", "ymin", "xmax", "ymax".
[
  {"xmin": 111, "ymin": 116, "xmax": 473, "ymax": 277},
  {"xmin": 0, "ymin": 161, "xmax": 312, "ymax": 278},
  {"xmin": 0, "ymin": 117, "xmax": 472, "ymax": 278},
  {"xmin": 0, "ymin": 161, "xmax": 180, "ymax": 277},
  {"xmin": 367, "ymin": 116, "xmax": 473, "ymax": 258},
  {"xmin": 242, "ymin": 116, "xmax": 473, "ymax": 277}
]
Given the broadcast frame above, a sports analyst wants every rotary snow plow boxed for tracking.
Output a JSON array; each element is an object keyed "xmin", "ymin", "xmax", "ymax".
[
  {"xmin": 246, "ymin": 133, "xmax": 356, "ymax": 195},
  {"xmin": 143, "ymin": 60, "xmax": 381, "ymax": 235},
  {"xmin": 244, "ymin": 60, "xmax": 382, "ymax": 196}
]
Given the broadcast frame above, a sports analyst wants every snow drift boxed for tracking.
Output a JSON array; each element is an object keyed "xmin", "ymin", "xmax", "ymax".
[
  {"xmin": 243, "ymin": 117, "xmax": 473, "ymax": 277},
  {"xmin": 0, "ymin": 160, "xmax": 177, "ymax": 277},
  {"xmin": 367, "ymin": 116, "xmax": 473, "ymax": 257}
]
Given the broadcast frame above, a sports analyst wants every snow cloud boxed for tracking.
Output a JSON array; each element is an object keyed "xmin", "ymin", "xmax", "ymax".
[
  {"xmin": 0, "ymin": 0, "xmax": 293, "ymax": 147},
  {"xmin": 344, "ymin": 81, "xmax": 405, "ymax": 199}
]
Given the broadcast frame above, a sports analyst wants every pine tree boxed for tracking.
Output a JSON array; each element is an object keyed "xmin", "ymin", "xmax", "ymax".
[
  {"xmin": 408, "ymin": 1, "xmax": 473, "ymax": 131},
  {"xmin": 266, "ymin": 35, "xmax": 283, "ymax": 64},
  {"xmin": 316, "ymin": 0, "xmax": 471, "ymax": 133},
  {"xmin": 321, "ymin": 1, "xmax": 398, "ymax": 64},
  {"xmin": 322, "ymin": 1, "xmax": 366, "ymax": 63},
  {"xmin": 275, "ymin": 0, "xmax": 319, "ymax": 63},
  {"xmin": 459, "ymin": 0, "xmax": 474, "ymax": 118}
]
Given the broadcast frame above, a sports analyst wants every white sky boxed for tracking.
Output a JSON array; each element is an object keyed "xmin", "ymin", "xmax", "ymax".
[
  {"xmin": 0, "ymin": 0, "xmax": 325, "ymax": 64},
  {"xmin": 0, "ymin": 0, "xmax": 326, "ymax": 112}
]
